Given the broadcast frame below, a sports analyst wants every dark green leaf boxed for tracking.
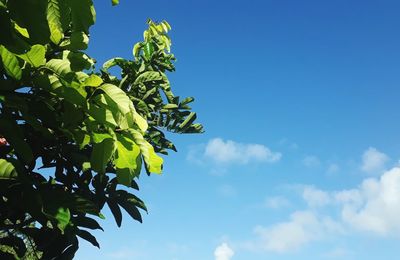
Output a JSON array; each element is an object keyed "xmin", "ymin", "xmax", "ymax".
[
  {"xmin": 74, "ymin": 216, "xmax": 103, "ymax": 231},
  {"xmin": 117, "ymin": 195, "xmax": 142, "ymax": 223},
  {"xmin": 0, "ymin": 117, "xmax": 33, "ymax": 163},
  {"xmin": 90, "ymin": 138, "xmax": 116, "ymax": 173},
  {"xmin": 107, "ymin": 198, "xmax": 122, "ymax": 227},
  {"xmin": 77, "ymin": 229, "xmax": 99, "ymax": 248},
  {"xmin": 0, "ymin": 235, "xmax": 26, "ymax": 257},
  {"xmin": 8, "ymin": 0, "xmax": 50, "ymax": 43},
  {"xmin": 69, "ymin": 0, "xmax": 96, "ymax": 33}
]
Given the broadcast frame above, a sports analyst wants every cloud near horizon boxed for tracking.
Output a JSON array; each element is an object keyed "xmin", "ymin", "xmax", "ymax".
[
  {"xmin": 245, "ymin": 164, "xmax": 400, "ymax": 253},
  {"xmin": 214, "ymin": 243, "xmax": 234, "ymax": 260}
]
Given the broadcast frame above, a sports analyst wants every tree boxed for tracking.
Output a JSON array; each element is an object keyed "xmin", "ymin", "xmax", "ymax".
[{"xmin": 0, "ymin": 0, "xmax": 203, "ymax": 259}]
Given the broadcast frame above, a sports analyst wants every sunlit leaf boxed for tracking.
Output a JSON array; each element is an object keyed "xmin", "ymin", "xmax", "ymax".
[
  {"xmin": 128, "ymin": 129, "xmax": 163, "ymax": 174},
  {"xmin": 47, "ymin": 0, "xmax": 64, "ymax": 44},
  {"xmin": 115, "ymin": 133, "xmax": 141, "ymax": 186},
  {"xmin": 0, "ymin": 159, "xmax": 18, "ymax": 180},
  {"xmin": 0, "ymin": 45, "xmax": 22, "ymax": 80},
  {"xmin": 17, "ymin": 44, "xmax": 46, "ymax": 67}
]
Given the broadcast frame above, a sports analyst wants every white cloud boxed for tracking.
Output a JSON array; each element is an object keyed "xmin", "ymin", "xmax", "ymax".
[
  {"xmin": 214, "ymin": 243, "xmax": 234, "ymax": 260},
  {"xmin": 339, "ymin": 167, "xmax": 400, "ymax": 235},
  {"xmin": 361, "ymin": 147, "xmax": 389, "ymax": 173},
  {"xmin": 235, "ymin": 150, "xmax": 400, "ymax": 255},
  {"xmin": 301, "ymin": 167, "xmax": 400, "ymax": 236},
  {"xmin": 278, "ymin": 138, "xmax": 299, "ymax": 150},
  {"xmin": 322, "ymin": 247, "xmax": 352, "ymax": 258},
  {"xmin": 253, "ymin": 211, "xmax": 341, "ymax": 253},
  {"xmin": 327, "ymin": 163, "xmax": 339, "ymax": 174},
  {"xmin": 265, "ymin": 196, "xmax": 290, "ymax": 209},
  {"xmin": 218, "ymin": 184, "xmax": 237, "ymax": 197},
  {"xmin": 235, "ymin": 143, "xmax": 400, "ymax": 258},
  {"xmin": 205, "ymin": 138, "xmax": 281, "ymax": 164},
  {"xmin": 302, "ymin": 186, "xmax": 331, "ymax": 207},
  {"xmin": 302, "ymin": 155, "xmax": 320, "ymax": 167}
]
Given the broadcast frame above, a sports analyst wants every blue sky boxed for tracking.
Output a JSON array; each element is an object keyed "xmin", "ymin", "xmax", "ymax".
[{"xmin": 76, "ymin": 0, "xmax": 400, "ymax": 259}]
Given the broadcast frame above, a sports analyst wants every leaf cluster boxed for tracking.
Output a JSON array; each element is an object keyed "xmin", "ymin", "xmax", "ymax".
[{"xmin": 0, "ymin": 0, "xmax": 202, "ymax": 259}]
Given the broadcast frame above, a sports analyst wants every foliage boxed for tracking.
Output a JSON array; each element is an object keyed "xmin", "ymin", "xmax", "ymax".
[{"xmin": 0, "ymin": 0, "xmax": 203, "ymax": 258}]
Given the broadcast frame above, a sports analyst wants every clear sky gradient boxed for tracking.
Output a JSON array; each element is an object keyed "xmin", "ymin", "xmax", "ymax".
[{"xmin": 77, "ymin": 1, "xmax": 400, "ymax": 259}]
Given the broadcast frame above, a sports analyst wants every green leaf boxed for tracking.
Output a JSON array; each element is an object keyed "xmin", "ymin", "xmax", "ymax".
[
  {"xmin": 178, "ymin": 112, "xmax": 197, "ymax": 131},
  {"xmin": 69, "ymin": 194, "xmax": 100, "ymax": 216},
  {"xmin": 87, "ymin": 102, "xmax": 119, "ymax": 127},
  {"xmin": 62, "ymin": 50, "xmax": 94, "ymax": 71},
  {"xmin": 17, "ymin": 44, "xmax": 46, "ymax": 67},
  {"xmin": 45, "ymin": 58, "xmax": 72, "ymax": 77},
  {"xmin": 77, "ymin": 229, "xmax": 99, "ymax": 248},
  {"xmin": 43, "ymin": 206, "xmax": 71, "ymax": 232},
  {"xmin": 180, "ymin": 97, "xmax": 194, "ymax": 106},
  {"xmin": 91, "ymin": 132, "xmax": 113, "ymax": 144},
  {"xmin": 35, "ymin": 74, "xmax": 87, "ymax": 105},
  {"xmin": 107, "ymin": 198, "xmax": 122, "ymax": 227},
  {"xmin": 0, "ymin": 235, "xmax": 27, "ymax": 257},
  {"xmin": 128, "ymin": 129, "xmax": 163, "ymax": 174},
  {"xmin": 115, "ymin": 133, "xmax": 141, "ymax": 186},
  {"xmin": 98, "ymin": 83, "xmax": 132, "ymax": 114},
  {"xmin": 70, "ymin": 31, "xmax": 89, "ymax": 50},
  {"xmin": 47, "ymin": 0, "xmax": 64, "ymax": 44},
  {"xmin": 102, "ymin": 57, "xmax": 125, "ymax": 71},
  {"xmin": 55, "ymin": 207, "xmax": 71, "ymax": 231},
  {"xmin": 116, "ymin": 190, "xmax": 147, "ymax": 212},
  {"xmin": 0, "ymin": 159, "xmax": 18, "ymax": 180},
  {"xmin": 13, "ymin": 22, "xmax": 29, "ymax": 38},
  {"xmin": 69, "ymin": 0, "xmax": 96, "ymax": 33},
  {"xmin": 163, "ymin": 103, "xmax": 178, "ymax": 109},
  {"xmin": 90, "ymin": 138, "xmax": 116, "ymax": 173},
  {"xmin": 60, "ymin": 31, "xmax": 89, "ymax": 50},
  {"xmin": 0, "ymin": 117, "xmax": 33, "ymax": 163},
  {"xmin": 0, "ymin": 45, "xmax": 22, "ymax": 80},
  {"xmin": 84, "ymin": 74, "xmax": 103, "ymax": 87},
  {"xmin": 116, "ymin": 194, "xmax": 142, "ymax": 223},
  {"xmin": 8, "ymin": 0, "xmax": 50, "ymax": 44},
  {"xmin": 73, "ymin": 216, "xmax": 103, "ymax": 231},
  {"xmin": 111, "ymin": 0, "xmax": 119, "ymax": 6},
  {"xmin": 133, "ymin": 111, "xmax": 148, "ymax": 133},
  {"xmin": 134, "ymin": 71, "xmax": 164, "ymax": 85}
]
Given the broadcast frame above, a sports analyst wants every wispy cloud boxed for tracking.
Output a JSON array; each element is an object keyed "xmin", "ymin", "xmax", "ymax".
[
  {"xmin": 205, "ymin": 138, "xmax": 281, "ymax": 164},
  {"xmin": 278, "ymin": 138, "xmax": 299, "ymax": 150},
  {"xmin": 217, "ymin": 184, "xmax": 237, "ymax": 197},
  {"xmin": 187, "ymin": 138, "xmax": 281, "ymax": 168},
  {"xmin": 302, "ymin": 186, "xmax": 331, "ymax": 207},
  {"xmin": 302, "ymin": 155, "xmax": 321, "ymax": 168},
  {"xmin": 265, "ymin": 196, "xmax": 290, "ymax": 209},
  {"xmin": 253, "ymin": 211, "xmax": 342, "ymax": 253},
  {"xmin": 239, "ymin": 149, "xmax": 400, "ymax": 255},
  {"xmin": 326, "ymin": 163, "xmax": 339, "ymax": 174},
  {"xmin": 322, "ymin": 247, "xmax": 352, "ymax": 258},
  {"xmin": 361, "ymin": 147, "xmax": 389, "ymax": 173},
  {"xmin": 214, "ymin": 243, "xmax": 234, "ymax": 260}
]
